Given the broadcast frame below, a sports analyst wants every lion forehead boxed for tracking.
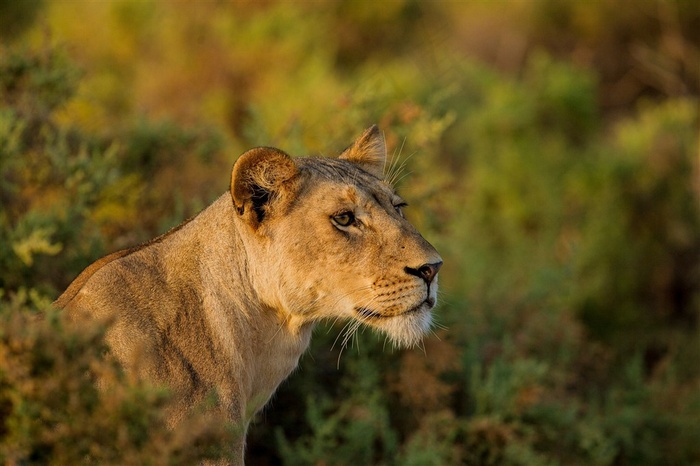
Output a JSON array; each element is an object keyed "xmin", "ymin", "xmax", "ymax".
[{"xmin": 295, "ymin": 158, "xmax": 396, "ymax": 205}]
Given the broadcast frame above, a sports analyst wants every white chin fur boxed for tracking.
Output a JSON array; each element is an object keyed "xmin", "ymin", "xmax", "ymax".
[{"xmin": 379, "ymin": 309, "xmax": 432, "ymax": 348}]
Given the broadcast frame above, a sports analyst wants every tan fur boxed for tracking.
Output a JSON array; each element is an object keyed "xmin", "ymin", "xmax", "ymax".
[{"xmin": 55, "ymin": 126, "xmax": 442, "ymax": 465}]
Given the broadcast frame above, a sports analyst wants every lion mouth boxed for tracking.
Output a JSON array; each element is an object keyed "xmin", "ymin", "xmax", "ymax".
[{"xmin": 355, "ymin": 297, "xmax": 435, "ymax": 320}]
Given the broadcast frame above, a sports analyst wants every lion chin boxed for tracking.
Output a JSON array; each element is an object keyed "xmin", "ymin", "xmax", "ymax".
[
  {"xmin": 380, "ymin": 308, "xmax": 434, "ymax": 348},
  {"xmin": 355, "ymin": 296, "xmax": 437, "ymax": 348}
]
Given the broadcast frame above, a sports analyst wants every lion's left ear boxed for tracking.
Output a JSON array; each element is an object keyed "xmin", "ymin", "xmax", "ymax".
[
  {"xmin": 339, "ymin": 125, "xmax": 386, "ymax": 179},
  {"xmin": 230, "ymin": 147, "xmax": 299, "ymax": 229}
]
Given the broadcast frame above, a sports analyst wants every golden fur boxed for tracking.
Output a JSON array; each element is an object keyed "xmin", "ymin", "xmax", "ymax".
[{"xmin": 55, "ymin": 126, "xmax": 442, "ymax": 464}]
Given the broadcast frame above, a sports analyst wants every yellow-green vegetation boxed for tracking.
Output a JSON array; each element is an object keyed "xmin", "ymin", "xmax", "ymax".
[{"xmin": 1, "ymin": 1, "xmax": 698, "ymax": 464}]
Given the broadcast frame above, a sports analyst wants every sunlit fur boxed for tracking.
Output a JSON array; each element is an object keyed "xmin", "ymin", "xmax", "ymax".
[{"xmin": 55, "ymin": 126, "xmax": 441, "ymax": 465}]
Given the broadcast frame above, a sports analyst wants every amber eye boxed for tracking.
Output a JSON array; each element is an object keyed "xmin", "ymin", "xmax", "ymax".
[{"xmin": 332, "ymin": 211, "xmax": 356, "ymax": 227}]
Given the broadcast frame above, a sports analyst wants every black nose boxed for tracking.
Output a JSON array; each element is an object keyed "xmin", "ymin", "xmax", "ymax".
[{"xmin": 405, "ymin": 261, "xmax": 443, "ymax": 285}]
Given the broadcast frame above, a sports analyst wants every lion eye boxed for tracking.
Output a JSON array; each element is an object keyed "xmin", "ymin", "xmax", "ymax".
[
  {"xmin": 332, "ymin": 211, "xmax": 356, "ymax": 228},
  {"xmin": 394, "ymin": 202, "xmax": 408, "ymax": 217}
]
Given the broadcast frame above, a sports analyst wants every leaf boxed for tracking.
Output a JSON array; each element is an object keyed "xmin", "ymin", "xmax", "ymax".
[{"xmin": 11, "ymin": 228, "xmax": 62, "ymax": 267}]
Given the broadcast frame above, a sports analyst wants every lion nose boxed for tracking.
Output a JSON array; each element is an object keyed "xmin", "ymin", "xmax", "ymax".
[{"xmin": 405, "ymin": 261, "xmax": 443, "ymax": 285}]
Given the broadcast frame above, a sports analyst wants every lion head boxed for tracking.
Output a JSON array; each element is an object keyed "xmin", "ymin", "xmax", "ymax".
[{"xmin": 230, "ymin": 126, "xmax": 442, "ymax": 348}]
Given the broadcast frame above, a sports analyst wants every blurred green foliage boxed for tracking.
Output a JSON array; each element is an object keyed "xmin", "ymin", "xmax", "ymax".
[{"xmin": 1, "ymin": 1, "xmax": 699, "ymax": 464}]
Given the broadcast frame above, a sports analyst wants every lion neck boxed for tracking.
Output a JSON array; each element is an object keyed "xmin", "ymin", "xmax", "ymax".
[{"xmin": 190, "ymin": 194, "xmax": 315, "ymax": 410}]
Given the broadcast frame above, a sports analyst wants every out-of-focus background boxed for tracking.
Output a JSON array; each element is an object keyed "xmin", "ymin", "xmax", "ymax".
[{"xmin": 1, "ymin": 1, "xmax": 698, "ymax": 464}]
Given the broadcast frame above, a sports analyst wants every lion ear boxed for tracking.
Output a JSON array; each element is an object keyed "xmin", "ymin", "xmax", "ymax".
[
  {"xmin": 230, "ymin": 147, "xmax": 299, "ymax": 229},
  {"xmin": 339, "ymin": 125, "xmax": 386, "ymax": 179}
]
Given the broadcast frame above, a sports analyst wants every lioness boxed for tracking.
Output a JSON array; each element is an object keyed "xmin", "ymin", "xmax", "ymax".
[{"xmin": 56, "ymin": 125, "xmax": 442, "ymax": 464}]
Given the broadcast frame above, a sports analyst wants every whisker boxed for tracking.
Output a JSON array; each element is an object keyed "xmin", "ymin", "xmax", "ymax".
[
  {"xmin": 419, "ymin": 339, "xmax": 427, "ymax": 356},
  {"xmin": 394, "ymin": 150, "xmax": 418, "ymax": 184},
  {"xmin": 267, "ymin": 310, "xmax": 292, "ymax": 344},
  {"xmin": 385, "ymin": 146, "xmax": 399, "ymax": 185},
  {"xmin": 392, "ymin": 170, "xmax": 414, "ymax": 188},
  {"xmin": 331, "ymin": 319, "xmax": 355, "ymax": 351},
  {"xmin": 327, "ymin": 284, "xmax": 374, "ymax": 311},
  {"xmin": 381, "ymin": 130, "xmax": 390, "ymax": 177},
  {"xmin": 389, "ymin": 137, "xmax": 407, "ymax": 182},
  {"xmin": 386, "ymin": 146, "xmax": 417, "ymax": 187},
  {"xmin": 352, "ymin": 322, "xmax": 363, "ymax": 354},
  {"xmin": 431, "ymin": 321, "xmax": 448, "ymax": 331},
  {"xmin": 334, "ymin": 288, "xmax": 381, "ymax": 366},
  {"xmin": 337, "ymin": 319, "xmax": 363, "ymax": 368},
  {"xmin": 328, "ymin": 286, "xmax": 379, "ymax": 360}
]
